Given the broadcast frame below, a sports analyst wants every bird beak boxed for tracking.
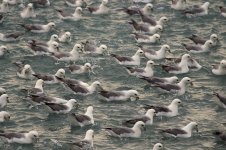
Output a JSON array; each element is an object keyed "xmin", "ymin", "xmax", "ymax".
[
  {"xmin": 6, "ymin": 97, "xmax": 9, "ymax": 103},
  {"xmin": 143, "ymin": 126, "xmax": 146, "ymax": 131},
  {"xmin": 195, "ymin": 126, "xmax": 199, "ymax": 133},
  {"xmin": 136, "ymin": 96, "xmax": 140, "ymax": 100},
  {"xmin": 190, "ymin": 81, "xmax": 193, "ymax": 86}
]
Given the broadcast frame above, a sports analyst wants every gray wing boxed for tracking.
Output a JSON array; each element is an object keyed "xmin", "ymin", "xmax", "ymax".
[
  {"xmin": 4, "ymin": 32, "xmax": 24, "ymax": 39},
  {"xmin": 67, "ymin": 84, "xmax": 89, "ymax": 94},
  {"xmin": 28, "ymin": 43, "xmax": 49, "ymax": 53},
  {"xmin": 162, "ymin": 128, "xmax": 187, "ymax": 136},
  {"xmin": 162, "ymin": 64, "xmax": 181, "ymax": 73},
  {"xmin": 52, "ymin": 52, "xmax": 71, "ymax": 59},
  {"xmin": 72, "ymin": 140, "xmax": 91, "ymax": 148},
  {"xmin": 126, "ymin": 67, "xmax": 144, "ymax": 73},
  {"xmin": 33, "ymin": 73, "xmax": 54, "ymax": 81},
  {"xmin": 132, "ymin": 33, "xmax": 149, "ymax": 40},
  {"xmin": 139, "ymin": 11, "xmax": 157, "ymax": 26},
  {"xmin": 212, "ymin": 64, "xmax": 219, "ymax": 70},
  {"xmin": 184, "ymin": 7, "xmax": 204, "ymax": 14},
  {"xmin": 120, "ymin": 6, "xmax": 139, "ymax": 15},
  {"xmin": 99, "ymin": 90, "xmax": 123, "ymax": 98},
  {"xmin": 143, "ymin": 48, "xmax": 156, "ymax": 55},
  {"xmin": 220, "ymin": 6, "xmax": 226, "ymax": 13},
  {"xmin": 56, "ymin": 9, "xmax": 73, "ymax": 17},
  {"xmin": 182, "ymin": 43, "xmax": 202, "ymax": 51},
  {"xmin": 87, "ymin": 6, "xmax": 99, "ymax": 13},
  {"xmin": 71, "ymin": 113, "xmax": 91, "ymax": 123},
  {"xmin": 188, "ymin": 34, "xmax": 206, "ymax": 45},
  {"xmin": 68, "ymin": 65, "xmax": 82, "ymax": 72},
  {"xmin": 123, "ymin": 116, "xmax": 150, "ymax": 125},
  {"xmin": 0, "ymin": 133, "xmax": 25, "ymax": 139},
  {"xmin": 214, "ymin": 93, "xmax": 226, "ymax": 105},
  {"xmin": 104, "ymin": 127, "xmax": 134, "ymax": 135},
  {"xmin": 21, "ymin": 24, "xmax": 43, "ymax": 31},
  {"xmin": 111, "ymin": 54, "xmax": 133, "ymax": 62},
  {"xmin": 44, "ymin": 102, "xmax": 68, "ymax": 111},
  {"xmin": 59, "ymin": 78, "xmax": 80, "ymax": 85},
  {"xmin": 155, "ymin": 83, "xmax": 180, "ymax": 91},
  {"xmin": 139, "ymin": 76, "xmax": 166, "ymax": 84},
  {"xmin": 143, "ymin": 105, "xmax": 171, "ymax": 113}
]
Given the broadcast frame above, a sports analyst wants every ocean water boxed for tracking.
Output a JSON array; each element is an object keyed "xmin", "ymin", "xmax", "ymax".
[{"xmin": 0, "ymin": 0, "xmax": 226, "ymax": 149}]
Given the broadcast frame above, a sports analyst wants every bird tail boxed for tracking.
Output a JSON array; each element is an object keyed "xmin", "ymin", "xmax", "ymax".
[
  {"xmin": 128, "ymin": 18, "xmax": 137, "ymax": 25},
  {"xmin": 122, "ymin": 120, "xmax": 135, "ymax": 126}
]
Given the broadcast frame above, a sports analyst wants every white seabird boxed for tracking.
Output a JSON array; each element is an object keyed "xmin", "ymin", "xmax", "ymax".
[
  {"xmin": 162, "ymin": 54, "xmax": 190, "ymax": 74},
  {"xmin": 20, "ymin": 22, "xmax": 56, "ymax": 33},
  {"xmin": 51, "ymin": 43, "xmax": 82, "ymax": 62},
  {"xmin": 182, "ymin": 40, "xmax": 213, "ymax": 53},
  {"xmin": 0, "ymin": 94, "xmax": 9, "ymax": 108},
  {"xmin": 188, "ymin": 34, "xmax": 218, "ymax": 46},
  {"xmin": 219, "ymin": 6, "xmax": 226, "ymax": 17},
  {"xmin": 58, "ymin": 31, "xmax": 71, "ymax": 43},
  {"xmin": 122, "ymin": 109, "xmax": 155, "ymax": 126},
  {"xmin": 212, "ymin": 60, "xmax": 226, "ymax": 75},
  {"xmin": 161, "ymin": 122, "xmax": 198, "ymax": 138},
  {"xmin": 0, "ymin": 130, "xmax": 39, "ymax": 144},
  {"xmin": 0, "ymin": 111, "xmax": 10, "ymax": 122},
  {"xmin": 132, "ymin": 33, "xmax": 160, "ymax": 43},
  {"xmin": 183, "ymin": 2, "xmax": 210, "ymax": 17},
  {"xmin": 32, "ymin": 68, "xmax": 65, "ymax": 84},
  {"xmin": 72, "ymin": 129, "xmax": 94, "ymax": 149},
  {"xmin": 125, "ymin": 60, "xmax": 155, "ymax": 77},
  {"xmin": 99, "ymin": 89, "xmax": 139, "ymax": 101},
  {"xmin": 0, "ymin": 45, "xmax": 8, "ymax": 57},
  {"xmin": 110, "ymin": 49, "xmax": 144, "ymax": 66},
  {"xmin": 83, "ymin": 44, "xmax": 108, "ymax": 54},
  {"xmin": 56, "ymin": 7, "xmax": 83, "ymax": 21},
  {"xmin": 171, "ymin": 0, "xmax": 186, "ymax": 10},
  {"xmin": 87, "ymin": 0, "xmax": 109, "ymax": 15},
  {"xmin": 31, "ymin": 34, "xmax": 59, "ymax": 47},
  {"xmin": 70, "ymin": 106, "xmax": 94, "ymax": 127},
  {"xmin": 154, "ymin": 77, "xmax": 193, "ymax": 95},
  {"xmin": 25, "ymin": 79, "xmax": 44, "ymax": 96},
  {"xmin": 118, "ymin": 3, "xmax": 153, "ymax": 15},
  {"xmin": 141, "ymin": 44, "xmax": 171, "ymax": 60},
  {"xmin": 67, "ymin": 63, "xmax": 92, "ymax": 74},
  {"xmin": 129, "ymin": 19, "xmax": 163, "ymax": 34},
  {"xmin": 13, "ymin": 62, "xmax": 35, "ymax": 80},
  {"xmin": 153, "ymin": 143, "xmax": 164, "ymax": 150},
  {"xmin": 20, "ymin": 3, "xmax": 36, "ymax": 18},
  {"xmin": 139, "ymin": 76, "xmax": 179, "ymax": 84},
  {"xmin": 44, "ymin": 99, "xmax": 77, "ymax": 114},
  {"xmin": 104, "ymin": 121, "xmax": 145, "ymax": 138},
  {"xmin": 143, "ymin": 99, "xmax": 182, "ymax": 117}
]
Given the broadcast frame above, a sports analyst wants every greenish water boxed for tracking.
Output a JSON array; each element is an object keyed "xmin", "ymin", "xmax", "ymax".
[{"xmin": 0, "ymin": 0, "xmax": 226, "ymax": 149}]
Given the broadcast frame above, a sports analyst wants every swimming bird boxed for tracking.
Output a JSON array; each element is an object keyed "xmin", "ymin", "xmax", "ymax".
[
  {"xmin": 132, "ymin": 33, "xmax": 160, "ymax": 43},
  {"xmin": 111, "ymin": 49, "xmax": 144, "ymax": 66},
  {"xmin": 138, "ymin": 76, "xmax": 179, "ymax": 84},
  {"xmin": 0, "ymin": 45, "xmax": 8, "ymax": 57},
  {"xmin": 87, "ymin": 0, "xmax": 109, "ymax": 15},
  {"xmin": 83, "ymin": 44, "xmax": 107, "ymax": 55},
  {"xmin": 118, "ymin": 3, "xmax": 153, "ymax": 15},
  {"xmin": 67, "ymin": 63, "xmax": 92, "ymax": 74},
  {"xmin": 20, "ymin": 3, "xmax": 36, "ymax": 18},
  {"xmin": 50, "ymin": 43, "xmax": 82, "ymax": 62},
  {"xmin": 219, "ymin": 6, "xmax": 226, "ymax": 17},
  {"xmin": 20, "ymin": 22, "xmax": 56, "ymax": 33},
  {"xmin": 0, "ymin": 111, "xmax": 10, "ymax": 122},
  {"xmin": 28, "ymin": 41, "xmax": 59, "ymax": 54},
  {"xmin": 128, "ymin": 19, "xmax": 163, "ymax": 34},
  {"xmin": 183, "ymin": 2, "xmax": 210, "ymax": 17},
  {"xmin": 152, "ymin": 143, "xmax": 164, "ymax": 150},
  {"xmin": 58, "ymin": 31, "xmax": 71, "ymax": 43},
  {"xmin": 212, "ymin": 60, "xmax": 226, "ymax": 75},
  {"xmin": 57, "ymin": 77, "xmax": 90, "ymax": 87},
  {"xmin": 66, "ymin": 81, "xmax": 102, "ymax": 95},
  {"xmin": 182, "ymin": 40, "xmax": 213, "ymax": 53},
  {"xmin": 0, "ymin": 94, "xmax": 8, "ymax": 108},
  {"xmin": 104, "ymin": 121, "xmax": 145, "ymax": 138},
  {"xmin": 31, "ymin": 34, "xmax": 59, "ymax": 47},
  {"xmin": 13, "ymin": 62, "xmax": 35, "ymax": 80},
  {"xmin": 25, "ymin": 79, "xmax": 44, "ymax": 96},
  {"xmin": 153, "ymin": 77, "xmax": 193, "ymax": 95},
  {"xmin": 56, "ymin": 7, "xmax": 83, "ymax": 21},
  {"xmin": 213, "ymin": 130, "xmax": 226, "ymax": 141},
  {"xmin": 0, "ymin": 0, "xmax": 9, "ymax": 13},
  {"xmin": 0, "ymin": 130, "xmax": 39, "ymax": 144},
  {"xmin": 139, "ymin": 11, "xmax": 168, "ymax": 27},
  {"xmin": 70, "ymin": 106, "xmax": 94, "ymax": 127},
  {"xmin": 165, "ymin": 56, "xmax": 202, "ymax": 71},
  {"xmin": 0, "ymin": 32, "xmax": 24, "ymax": 42},
  {"xmin": 32, "ymin": 68, "xmax": 65, "ymax": 84},
  {"xmin": 213, "ymin": 92, "xmax": 226, "ymax": 108},
  {"xmin": 123, "ymin": 109, "xmax": 155, "ymax": 126},
  {"xmin": 44, "ymin": 99, "xmax": 77, "ymax": 114},
  {"xmin": 125, "ymin": 60, "xmax": 155, "ymax": 77},
  {"xmin": 141, "ymin": 44, "xmax": 170, "ymax": 60},
  {"xmin": 162, "ymin": 54, "xmax": 190, "ymax": 74},
  {"xmin": 171, "ymin": 0, "xmax": 186, "ymax": 10},
  {"xmin": 72, "ymin": 129, "xmax": 94, "ymax": 149},
  {"xmin": 143, "ymin": 99, "xmax": 182, "ymax": 117},
  {"xmin": 161, "ymin": 122, "xmax": 198, "ymax": 138},
  {"xmin": 188, "ymin": 34, "xmax": 218, "ymax": 46},
  {"xmin": 99, "ymin": 89, "xmax": 139, "ymax": 101}
]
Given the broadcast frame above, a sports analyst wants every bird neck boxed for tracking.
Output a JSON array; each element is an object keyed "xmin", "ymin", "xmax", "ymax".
[
  {"xmin": 157, "ymin": 47, "xmax": 166, "ymax": 57},
  {"xmin": 35, "ymin": 83, "xmax": 43, "ymax": 91},
  {"xmin": 168, "ymin": 103, "xmax": 178, "ymax": 114},
  {"xmin": 131, "ymin": 53, "xmax": 140, "ymax": 61},
  {"xmin": 85, "ymin": 110, "xmax": 93, "ymax": 120},
  {"xmin": 182, "ymin": 124, "xmax": 193, "ymax": 133},
  {"xmin": 132, "ymin": 125, "xmax": 141, "ymax": 136}
]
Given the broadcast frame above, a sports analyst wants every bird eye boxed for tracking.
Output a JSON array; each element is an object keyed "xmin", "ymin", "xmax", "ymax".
[
  {"xmin": 178, "ymin": 101, "xmax": 181, "ymax": 103},
  {"xmin": 159, "ymin": 145, "xmax": 162, "ymax": 148}
]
